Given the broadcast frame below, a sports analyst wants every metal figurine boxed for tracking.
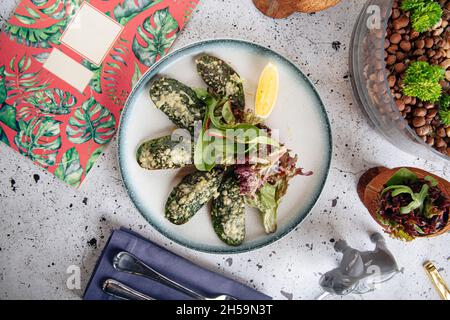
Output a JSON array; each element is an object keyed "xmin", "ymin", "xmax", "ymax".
[{"xmin": 318, "ymin": 233, "xmax": 399, "ymax": 298}]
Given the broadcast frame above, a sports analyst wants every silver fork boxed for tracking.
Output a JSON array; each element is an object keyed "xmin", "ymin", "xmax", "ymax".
[
  {"xmin": 113, "ymin": 251, "xmax": 237, "ymax": 300},
  {"xmin": 102, "ymin": 279, "xmax": 155, "ymax": 300}
]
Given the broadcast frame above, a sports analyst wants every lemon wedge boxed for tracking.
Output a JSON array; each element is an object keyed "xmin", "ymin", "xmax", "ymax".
[{"xmin": 255, "ymin": 62, "xmax": 279, "ymax": 118}]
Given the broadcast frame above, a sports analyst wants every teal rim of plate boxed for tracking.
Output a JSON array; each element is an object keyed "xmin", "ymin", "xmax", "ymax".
[{"xmin": 118, "ymin": 38, "xmax": 333, "ymax": 254}]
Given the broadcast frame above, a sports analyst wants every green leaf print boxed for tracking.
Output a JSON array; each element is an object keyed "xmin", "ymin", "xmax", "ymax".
[
  {"xmin": 85, "ymin": 146, "xmax": 104, "ymax": 175},
  {"xmin": 54, "ymin": 147, "xmax": 83, "ymax": 187},
  {"xmin": 132, "ymin": 8, "xmax": 179, "ymax": 67},
  {"xmin": 41, "ymin": 0, "xmax": 67, "ymax": 20},
  {"xmin": 25, "ymin": 6, "xmax": 42, "ymax": 19},
  {"xmin": 15, "ymin": 14, "xmax": 36, "ymax": 25},
  {"xmin": 26, "ymin": 89, "xmax": 77, "ymax": 115},
  {"xmin": 131, "ymin": 62, "xmax": 142, "ymax": 88},
  {"xmin": 4, "ymin": 21, "xmax": 66, "ymax": 48},
  {"xmin": 0, "ymin": 126, "xmax": 9, "ymax": 146},
  {"xmin": 17, "ymin": 55, "xmax": 30, "ymax": 72},
  {"xmin": 5, "ymin": 0, "xmax": 81, "ymax": 48},
  {"xmin": 114, "ymin": 0, "xmax": 161, "ymax": 25},
  {"xmin": 0, "ymin": 104, "xmax": 18, "ymax": 131},
  {"xmin": 4, "ymin": 55, "xmax": 49, "ymax": 100},
  {"xmin": 66, "ymin": 97, "xmax": 116, "ymax": 145},
  {"xmin": 82, "ymin": 60, "xmax": 102, "ymax": 94},
  {"xmin": 103, "ymin": 38, "xmax": 130, "ymax": 106},
  {"xmin": 0, "ymin": 66, "xmax": 6, "ymax": 105},
  {"xmin": 32, "ymin": 52, "xmax": 50, "ymax": 64},
  {"xmin": 23, "ymin": 0, "xmax": 76, "ymax": 22},
  {"xmin": 14, "ymin": 117, "xmax": 61, "ymax": 167},
  {"xmin": 30, "ymin": 0, "xmax": 48, "ymax": 6}
]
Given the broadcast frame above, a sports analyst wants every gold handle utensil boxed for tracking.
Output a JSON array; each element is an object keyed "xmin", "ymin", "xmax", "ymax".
[{"xmin": 423, "ymin": 261, "xmax": 450, "ymax": 300}]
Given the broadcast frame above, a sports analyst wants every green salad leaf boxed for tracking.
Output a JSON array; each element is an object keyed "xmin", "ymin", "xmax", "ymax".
[
  {"xmin": 194, "ymin": 96, "xmax": 217, "ymax": 172},
  {"xmin": 423, "ymin": 199, "xmax": 441, "ymax": 218},
  {"xmin": 413, "ymin": 224, "xmax": 425, "ymax": 235},
  {"xmin": 245, "ymin": 175, "xmax": 292, "ymax": 234},
  {"xmin": 375, "ymin": 211, "xmax": 415, "ymax": 241},
  {"xmin": 381, "ymin": 168, "xmax": 442, "ymax": 220},
  {"xmin": 194, "ymin": 90, "xmax": 280, "ymax": 171},
  {"xmin": 424, "ymin": 175, "xmax": 438, "ymax": 187},
  {"xmin": 385, "ymin": 168, "xmax": 418, "ymax": 186},
  {"xmin": 399, "ymin": 184, "xmax": 429, "ymax": 214},
  {"xmin": 382, "ymin": 185, "xmax": 415, "ymax": 197},
  {"xmin": 246, "ymin": 182, "xmax": 281, "ymax": 233},
  {"xmin": 382, "ymin": 168, "xmax": 433, "ymax": 214},
  {"xmin": 222, "ymin": 101, "xmax": 235, "ymax": 125}
]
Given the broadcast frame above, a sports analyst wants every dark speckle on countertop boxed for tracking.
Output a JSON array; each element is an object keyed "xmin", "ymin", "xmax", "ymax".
[
  {"xmin": 10, "ymin": 178, "xmax": 16, "ymax": 192},
  {"xmin": 280, "ymin": 290, "xmax": 293, "ymax": 300},
  {"xmin": 82, "ymin": 197, "xmax": 88, "ymax": 205},
  {"xmin": 331, "ymin": 197, "xmax": 338, "ymax": 207},
  {"xmin": 332, "ymin": 41, "xmax": 341, "ymax": 51},
  {"xmin": 33, "ymin": 174, "xmax": 40, "ymax": 183},
  {"xmin": 225, "ymin": 258, "xmax": 233, "ymax": 266},
  {"xmin": 87, "ymin": 238, "xmax": 97, "ymax": 248}
]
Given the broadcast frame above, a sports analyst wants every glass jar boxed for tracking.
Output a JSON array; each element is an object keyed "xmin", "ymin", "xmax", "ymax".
[{"xmin": 349, "ymin": 0, "xmax": 449, "ymax": 162}]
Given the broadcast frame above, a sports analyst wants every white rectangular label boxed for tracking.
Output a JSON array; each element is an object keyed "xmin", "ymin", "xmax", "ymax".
[
  {"xmin": 61, "ymin": 2, "xmax": 123, "ymax": 66},
  {"xmin": 43, "ymin": 49, "xmax": 93, "ymax": 92}
]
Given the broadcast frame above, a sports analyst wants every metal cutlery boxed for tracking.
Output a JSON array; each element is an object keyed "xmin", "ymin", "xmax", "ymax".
[
  {"xmin": 102, "ymin": 278, "xmax": 155, "ymax": 300},
  {"xmin": 113, "ymin": 251, "xmax": 237, "ymax": 300}
]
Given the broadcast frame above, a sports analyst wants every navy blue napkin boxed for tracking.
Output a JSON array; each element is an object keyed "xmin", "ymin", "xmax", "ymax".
[{"xmin": 83, "ymin": 228, "xmax": 271, "ymax": 300}]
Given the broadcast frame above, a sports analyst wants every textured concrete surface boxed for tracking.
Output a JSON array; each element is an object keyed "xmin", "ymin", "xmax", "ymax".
[{"xmin": 0, "ymin": 0, "xmax": 448, "ymax": 300}]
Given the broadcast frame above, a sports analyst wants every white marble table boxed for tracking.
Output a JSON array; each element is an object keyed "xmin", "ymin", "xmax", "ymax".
[{"xmin": 0, "ymin": 0, "xmax": 448, "ymax": 300}]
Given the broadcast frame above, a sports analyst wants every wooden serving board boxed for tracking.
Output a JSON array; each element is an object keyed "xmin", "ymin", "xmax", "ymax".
[
  {"xmin": 253, "ymin": 0, "xmax": 341, "ymax": 18},
  {"xmin": 358, "ymin": 167, "xmax": 450, "ymax": 238}
]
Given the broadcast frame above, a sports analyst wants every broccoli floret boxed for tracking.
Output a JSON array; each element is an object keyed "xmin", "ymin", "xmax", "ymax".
[
  {"xmin": 403, "ymin": 61, "xmax": 444, "ymax": 102},
  {"xmin": 439, "ymin": 111, "xmax": 450, "ymax": 125},
  {"xmin": 411, "ymin": 2, "xmax": 442, "ymax": 32},
  {"xmin": 440, "ymin": 94, "xmax": 450, "ymax": 109},
  {"xmin": 439, "ymin": 95, "xmax": 450, "ymax": 126},
  {"xmin": 401, "ymin": 0, "xmax": 443, "ymax": 33},
  {"xmin": 401, "ymin": 0, "xmax": 430, "ymax": 11}
]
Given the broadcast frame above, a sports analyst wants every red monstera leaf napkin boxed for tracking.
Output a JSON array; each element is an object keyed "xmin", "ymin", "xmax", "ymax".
[{"xmin": 0, "ymin": 0, "xmax": 199, "ymax": 187}]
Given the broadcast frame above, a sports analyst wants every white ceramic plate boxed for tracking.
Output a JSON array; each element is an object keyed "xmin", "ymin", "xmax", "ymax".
[{"xmin": 118, "ymin": 39, "xmax": 332, "ymax": 254}]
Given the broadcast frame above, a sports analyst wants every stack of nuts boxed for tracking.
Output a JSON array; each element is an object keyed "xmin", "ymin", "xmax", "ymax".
[{"xmin": 385, "ymin": 0, "xmax": 450, "ymax": 156}]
